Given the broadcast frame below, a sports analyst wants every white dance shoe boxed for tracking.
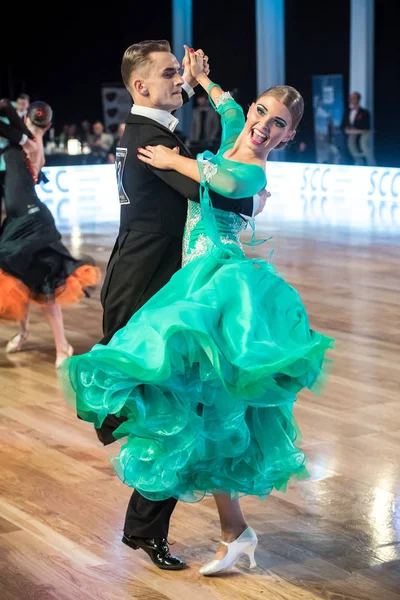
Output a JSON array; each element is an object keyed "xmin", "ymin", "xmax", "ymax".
[
  {"xmin": 5, "ymin": 332, "xmax": 29, "ymax": 354},
  {"xmin": 55, "ymin": 344, "xmax": 74, "ymax": 368},
  {"xmin": 199, "ymin": 526, "xmax": 258, "ymax": 576}
]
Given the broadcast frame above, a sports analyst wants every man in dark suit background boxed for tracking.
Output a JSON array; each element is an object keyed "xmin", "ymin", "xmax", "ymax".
[
  {"xmin": 15, "ymin": 93, "xmax": 30, "ymax": 121},
  {"xmin": 342, "ymin": 91, "xmax": 376, "ymax": 165},
  {"xmin": 86, "ymin": 40, "xmax": 265, "ymax": 571},
  {"xmin": 188, "ymin": 90, "xmax": 221, "ymax": 154}
]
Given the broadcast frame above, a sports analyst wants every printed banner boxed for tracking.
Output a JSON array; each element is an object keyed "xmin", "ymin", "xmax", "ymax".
[
  {"xmin": 101, "ymin": 85, "xmax": 132, "ymax": 135},
  {"xmin": 312, "ymin": 74, "xmax": 345, "ymax": 164}
]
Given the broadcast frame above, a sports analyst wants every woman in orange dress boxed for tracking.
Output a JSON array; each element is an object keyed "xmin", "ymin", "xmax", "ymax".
[{"xmin": 0, "ymin": 99, "xmax": 100, "ymax": 367}]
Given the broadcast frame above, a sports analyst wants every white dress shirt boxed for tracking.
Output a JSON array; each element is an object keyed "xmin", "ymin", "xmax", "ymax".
[
  {"xmin": 349, "ymin": 108, "xmax": 358, "ymax": 125},
  {"xmin": 130, "ymin": 104, "xmax": 180, "ymax": 132}
]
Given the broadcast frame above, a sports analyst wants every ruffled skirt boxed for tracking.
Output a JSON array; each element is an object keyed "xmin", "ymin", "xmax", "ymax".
[{"xmin": 60, "ymin": 249, "xmax": 334, "ymax": 502}]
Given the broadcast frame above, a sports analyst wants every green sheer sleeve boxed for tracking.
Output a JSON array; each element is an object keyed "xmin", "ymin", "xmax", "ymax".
[
  {"xmin": 197, "ymin": 153, "xmax": 266, "ymax": 200},
  {"xmin": 207, "ymin": 84, "xmax": 245, "ymax": 149}
]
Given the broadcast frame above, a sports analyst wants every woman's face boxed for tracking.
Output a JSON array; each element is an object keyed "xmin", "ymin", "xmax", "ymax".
[{"xmin": 244, "ymin": 95, "xmax": 295, "ymax": 155}]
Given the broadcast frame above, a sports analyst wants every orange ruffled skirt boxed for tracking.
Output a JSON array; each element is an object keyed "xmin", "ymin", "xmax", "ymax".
[{"xmin": 0, "ymin": 265, "xmax": 101, "ymax": 320}]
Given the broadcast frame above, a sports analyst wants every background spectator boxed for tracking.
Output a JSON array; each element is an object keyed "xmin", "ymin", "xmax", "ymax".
[
  {"xmin": 342, "ymin": 91, "xmax": 376, "ymax": 166},
  {"xmin": 188, "ymin": 91, "xmax": 221, "ymax": 155},
  {"xmin": 108, "ymin": 122, "xmax": 126, "ymax": 164},
  {"xmin": 89, "ymin": 120, "xmax": 114, "ymax": 162},
  {"xmin": 15, "ymin": 93, "xmax": 30, "ymax": 120},
  {"xmin": 79, "ymin": 119, "xmax": 92, "ymax": 145}
]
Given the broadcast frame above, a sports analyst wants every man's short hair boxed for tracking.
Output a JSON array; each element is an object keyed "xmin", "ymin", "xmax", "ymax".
[
  {"xmin": 121, "ymin": 40, "xmax": 171, "ymax": 92},
  {"xmin": 17, "ymin": 93, "xmax": 30, "ymax": 102}
]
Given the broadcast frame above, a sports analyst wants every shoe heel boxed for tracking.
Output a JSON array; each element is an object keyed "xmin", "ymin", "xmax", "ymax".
[
  {"xmin": 244, "ymin": 545, "xmax": 257, "ymax": 569},
  {"xmin": 122, "ymin": 535, "xmax": 138, "ymax": 550}
]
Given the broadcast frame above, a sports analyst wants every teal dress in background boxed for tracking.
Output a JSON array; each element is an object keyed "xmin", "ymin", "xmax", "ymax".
[{"xmin": 59, "ymin": 88, "xmax": 334, "ymax": 502}]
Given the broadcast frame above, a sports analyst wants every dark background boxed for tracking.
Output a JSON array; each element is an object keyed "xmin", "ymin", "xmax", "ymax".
[{"xmin": 1, "ymin": 0, "xmax": 399, "ymax": 166}]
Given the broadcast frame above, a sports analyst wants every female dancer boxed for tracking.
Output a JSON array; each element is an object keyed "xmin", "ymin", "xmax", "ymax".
[
  {"xmin": 0, "ymin": 100, "xmax": 100, "ymax": 367},
  {"xmin": 60, "ymin": 52, "xmax": 334, "ymax": 573}
]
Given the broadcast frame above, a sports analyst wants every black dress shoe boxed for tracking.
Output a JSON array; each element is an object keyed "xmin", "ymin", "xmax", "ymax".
[{"xmin": 122, "ymin": 534, "xmax": 187, "ymax": 570}]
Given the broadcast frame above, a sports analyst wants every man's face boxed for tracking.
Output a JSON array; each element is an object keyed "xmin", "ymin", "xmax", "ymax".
[
  {"xmin": 93, "ymin": 122, "xmax": 104, "ymax": 135},
  {"xmin": 349, "ymin": 93, "xmax": 360, "ymax": 109},
  {"xmin": 135, "ymin": 52, "xmax": 185, "ymax": 112},
  {"xmin": 17, "ymin": 97, "xmax": 29, "ymax": 114}
]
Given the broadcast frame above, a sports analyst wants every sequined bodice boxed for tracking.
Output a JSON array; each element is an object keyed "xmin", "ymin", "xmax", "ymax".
[{"xmin": 182, "ymin": 200, "xmax": 247, "ymax": 266}]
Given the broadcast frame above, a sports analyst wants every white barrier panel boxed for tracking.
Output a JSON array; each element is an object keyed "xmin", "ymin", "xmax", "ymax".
[
  {"xmin": 36, "ymin": 164, "xmax": 120, "ymax": 228},
  {"xmin": 36, "ymin": 163, "xmax": 400, "ymax": 230},
  {"xmin": 262, "ymin": 162, "xmax": 400, "ymax": 230}
]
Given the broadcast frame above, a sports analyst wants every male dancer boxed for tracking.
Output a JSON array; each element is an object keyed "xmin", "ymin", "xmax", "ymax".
[{"xmin": 90, "ymin": 41, "xmax": 265, "ymax": 570}]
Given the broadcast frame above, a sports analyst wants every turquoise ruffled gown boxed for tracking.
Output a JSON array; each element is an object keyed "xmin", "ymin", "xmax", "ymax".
[{"xmin": 59, "ymin": 87, "xmax": 334, "ymax": 503}]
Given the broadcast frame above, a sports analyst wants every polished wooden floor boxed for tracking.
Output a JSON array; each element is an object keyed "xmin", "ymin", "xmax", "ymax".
[{"xmin": 1, "ymin": 220, "xmax": 399, "ymax": 600}]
